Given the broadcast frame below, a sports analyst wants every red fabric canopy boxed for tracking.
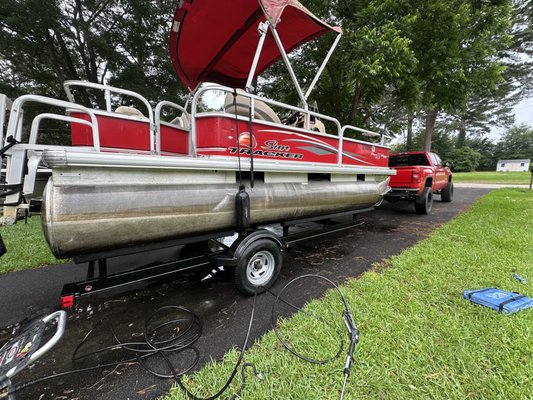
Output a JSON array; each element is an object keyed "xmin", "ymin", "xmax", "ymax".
[{"xmin": 169, "ymin": 0, "xmax": 341, "ymax": 91}]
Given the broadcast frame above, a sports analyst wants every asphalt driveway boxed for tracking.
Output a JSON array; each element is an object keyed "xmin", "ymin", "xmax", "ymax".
[{"xmin": 0, "ymin": 187, "xmax": 491, "ymax": 399}]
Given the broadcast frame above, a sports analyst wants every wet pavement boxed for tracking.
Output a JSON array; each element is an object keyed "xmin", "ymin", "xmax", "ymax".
[{"xmin": 0, "ymin": 187, "xmax": 491, "ymax": 400}]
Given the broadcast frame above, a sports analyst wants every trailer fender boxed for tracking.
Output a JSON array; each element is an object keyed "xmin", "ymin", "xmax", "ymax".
[
  {"xmin": 229, "ymin": 230, "xmax": 285, "ymax": 295},
  {"xmin": 231, "ymin": 229, "xmax": 285, "ymax": 259}
]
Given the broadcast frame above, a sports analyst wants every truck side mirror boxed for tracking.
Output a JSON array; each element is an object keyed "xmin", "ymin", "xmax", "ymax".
[{"xmin": 444, "ymin": 161, "xmax": 453, "ymax": 168}]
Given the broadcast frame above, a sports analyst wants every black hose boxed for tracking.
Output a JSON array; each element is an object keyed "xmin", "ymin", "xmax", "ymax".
[{"xmin": 10, "ymin": 275, "xmax": 356, "ymax": 400}]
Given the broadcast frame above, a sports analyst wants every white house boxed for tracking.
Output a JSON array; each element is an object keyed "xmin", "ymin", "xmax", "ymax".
[{"xmin": 496, "ymin": 159, "xmax": 531, "ymax": 172}]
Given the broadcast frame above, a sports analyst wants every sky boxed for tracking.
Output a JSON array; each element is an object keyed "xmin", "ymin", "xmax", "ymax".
[
  {"xmin": 489, "ymin": 96, "xmax": 533, "ymax": 141},
  {"xmin": 511, "ymin": 96, "xmax": 533, "ymax": 128}
]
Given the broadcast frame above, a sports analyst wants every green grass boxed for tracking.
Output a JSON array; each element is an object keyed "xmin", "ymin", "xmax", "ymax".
[
  {"xmin": 0, "ymin": 215, "xmax": 68, "ymax": 273},
  {"xmin": 164, "ymin": 188, "xmax": 533, "ymax": 400},
  {"xmin": 454, "ymin": 171, "xmax": 531, "ymax": 185}
]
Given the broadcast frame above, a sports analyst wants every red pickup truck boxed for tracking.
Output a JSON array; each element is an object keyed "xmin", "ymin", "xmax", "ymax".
[{"xmin": 385, "ymin": 151, "xmax": 453, "ymax": 214}]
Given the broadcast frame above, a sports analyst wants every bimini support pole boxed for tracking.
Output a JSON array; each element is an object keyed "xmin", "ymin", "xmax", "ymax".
[
  {"xmin": 269, "ymin": 24, "xmax": 307, "ymax": 110},
  {"xmin": 304, "ymin": 32, "xmax": 342, "ymax": 101},
  {"xmin": 246, "ymin": 22, "xmax": 269, "ymax": 93}
]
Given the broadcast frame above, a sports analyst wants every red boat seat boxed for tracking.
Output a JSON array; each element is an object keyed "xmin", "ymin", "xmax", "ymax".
[{"xmin": 224, "ymin": 91, "xmax": 281, "ymax": 125}]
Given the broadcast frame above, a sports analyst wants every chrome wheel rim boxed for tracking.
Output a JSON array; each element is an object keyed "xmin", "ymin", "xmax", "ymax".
[{"xmin": 246, "ymin": 250, "xmax": 275, "ymax": 285}]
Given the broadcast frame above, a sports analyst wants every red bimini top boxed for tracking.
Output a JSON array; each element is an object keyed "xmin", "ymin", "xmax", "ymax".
[{"xmin": 169, "ymin": 0, "xmax": 341, "ymax": 92}]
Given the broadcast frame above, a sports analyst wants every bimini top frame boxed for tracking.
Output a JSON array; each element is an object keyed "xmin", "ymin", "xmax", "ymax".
[{"xmin": 169, "ymin": 0, "xmax": 342, "ymax": 110}]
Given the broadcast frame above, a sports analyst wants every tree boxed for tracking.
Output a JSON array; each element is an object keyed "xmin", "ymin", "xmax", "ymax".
[
  {"xmin": 260, "ymin": 0, "xmax": 417, "ymax": 136},
  {"xmin": 0, "ymin": 0, "xmax": 185, "ymax": 106},
  {"xmin": 495, "ymin": 123, "xmax": 533, "ymax": 160},
  {"xmin": 447, "ymin": 147, "xmax": 482, "ymax": 172},
  {"xmin": 465, "ymin": 136, "xmax": 498, "ymax": 170},
  {"xmin": 505, "ymin": 0, "xmax": 533, "ymax": 100},
  {"xmin": 391, "ymin": 126, "xmax": 455, "ymax": 159},
  {"xmin": 406, "ymin": 0, "xmax": 514, "ymax": 151}
]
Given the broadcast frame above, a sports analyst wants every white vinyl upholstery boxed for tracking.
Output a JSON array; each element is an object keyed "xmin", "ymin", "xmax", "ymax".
[
  {"xmin": 115, "ymin": 106, "xmax": 146, "ymax": 119},
  {"xmin": 224, "ymin": 90, "xmax": 281, "ymax": 125},
  {"xmin": 170, "ymin": 111, "xmax": 191, "ymax": 130}
]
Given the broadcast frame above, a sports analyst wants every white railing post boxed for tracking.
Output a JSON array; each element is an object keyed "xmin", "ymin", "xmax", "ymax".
[{"xmin": 154, "ymin": 101, "xmax": 190, "ymax": 155}]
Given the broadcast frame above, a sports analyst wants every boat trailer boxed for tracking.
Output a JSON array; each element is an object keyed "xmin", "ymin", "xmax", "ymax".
[{"xmin": 59, "ymin": 208, "xmax": 370, "ymax": 309}]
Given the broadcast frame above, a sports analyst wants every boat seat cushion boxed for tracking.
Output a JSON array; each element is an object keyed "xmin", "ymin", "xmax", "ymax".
[
  {"xmin": 224, "ymin": 91, "xmax": 281, "ymax": 125},
  {"xmin": 170, "ymin": 111, "xmax": 191, "ymax": 130},
  {"xmin": 115, "ymin": 106, "xmax": 147, "ymax": 120}
]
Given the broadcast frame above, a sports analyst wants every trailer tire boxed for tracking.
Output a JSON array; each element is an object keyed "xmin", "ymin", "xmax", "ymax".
[
  {"xmin": 441, "ymin": 182, "xmax": 454, "ymax": 202},
  {"xmin": 415, "ymin": 187, "xmax": 433, "ymax": 214},
  {"xmin": 232, "ymin": 239, "xmax": 282, "ymax": 296}
]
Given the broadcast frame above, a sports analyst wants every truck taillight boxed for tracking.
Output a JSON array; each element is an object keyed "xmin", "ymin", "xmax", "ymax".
[{"xmin": 412, "ymin": 172, "xmax": 421, "ymax": 182}]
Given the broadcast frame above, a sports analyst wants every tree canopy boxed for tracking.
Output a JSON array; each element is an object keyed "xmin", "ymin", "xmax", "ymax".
[
  {"xmin": 495, "ymin": 123, "xmax": 533, "ymax": 160},
  {"xmin": 0, "ymin": 0, "xmax": 185, "ymax": 105},
  {"xmin": 0, "ymin": 0, "xmax": 531, "ymax": 157}
]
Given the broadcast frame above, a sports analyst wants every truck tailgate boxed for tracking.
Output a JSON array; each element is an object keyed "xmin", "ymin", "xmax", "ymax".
[{"xmin": 390, "ymin": 168, "xmax": 413, "ymax": 187}]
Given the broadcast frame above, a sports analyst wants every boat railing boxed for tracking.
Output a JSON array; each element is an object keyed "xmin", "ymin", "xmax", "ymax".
[
  {"xmin": 341, "ymin": 125, "xmax": 392, "ymax": 148},
  {"xmin": 191, "ymin": 85, "xmax": 345, "ymax": 163},
  {"xmin": 63, "ymin": 80, "xmax": 155, "ymax": 153},
  {"xmin": 28, "ymin": 114, "xmax": 95, "ymax": 146},
  {"xmin": 0, "ymin": 94, "xmax": 13, "ymax": 146},
  {"xmin": 6, "ymin": 95, "xmax": 101, "ymax": 151},
  {"xmin": 154, "ymin": 100, "xmax": 191, "ymax": 155},
  {"xmin": 1, "ymin": 95, "xmax": 100, "ymax": 213}
]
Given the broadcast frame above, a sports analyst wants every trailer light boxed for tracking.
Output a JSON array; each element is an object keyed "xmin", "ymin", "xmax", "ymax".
[{"xmin": 61, "ymin": 294, "xmax": 75, "ymax": 309}]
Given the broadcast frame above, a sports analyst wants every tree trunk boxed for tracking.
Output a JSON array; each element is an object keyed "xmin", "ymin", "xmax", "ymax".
[
  {"xmin": 349, "ymin": 84, "xmax": 362, "ymax": 125},
  {"xmin": 406, "ymin": 111, "xmax": 414, "ymax": 150},
  {"xmin": 456, "ymin": 115, "xmax": 466, "ymax": 148},
  {"xmin": 424, "ymin": 109, "xmax": 438, "ymax": 152}
]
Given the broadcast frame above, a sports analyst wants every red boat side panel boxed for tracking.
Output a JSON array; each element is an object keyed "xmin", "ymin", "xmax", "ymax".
[
  {"xmin": 342, "ymin": 140, "xmax": 389, "ymax": 168},
  {"xmin": 195, "ymin": 116, "xmax": 388, "ymax": 167},
  {"xmin": 70, "ymin": 112, "xmax": 151, "ymax": 151},
  {"xmin": 160, "ymin": 124, "xmax": 189, "ymax": 154}
]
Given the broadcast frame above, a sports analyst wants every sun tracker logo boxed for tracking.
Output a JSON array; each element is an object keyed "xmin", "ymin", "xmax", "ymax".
[
  {"xmin": 237, "ymin": 132, "xmax": 257, "ymax": 149},
  {"xmin": 228, "ymin": 138, "xmax": 303, "ymax": 159}
]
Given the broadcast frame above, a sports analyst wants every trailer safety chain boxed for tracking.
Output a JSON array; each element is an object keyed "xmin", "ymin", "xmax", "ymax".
[{"xmin": 8, "ymin": 275, "xmax": 358, "ymax": 400}]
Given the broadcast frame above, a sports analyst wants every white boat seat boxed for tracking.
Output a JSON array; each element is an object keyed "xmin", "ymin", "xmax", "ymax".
[
  {"xmin": 170, "ymin": 111, "xmax": 191, "ymax": 130},
  {"xmin": 286, "ymin": 111, "xmax": 326, "ymax": 133},
  {"xmin": 115, "ymin": 106, "xmax": 147, "ymax": 120},
  {"xmin": 224, "ymin": 91, "xmax": 281, "ymax": 125},
  {"xmin": 310, "ymin": 118, "xmax": 326, "ymax": 133}
]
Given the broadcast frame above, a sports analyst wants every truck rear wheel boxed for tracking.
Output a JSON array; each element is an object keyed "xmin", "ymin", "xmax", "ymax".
[
  {"xmin": 441, "ymin": 182, "xmax": 454, "ymax": 202},
  {"xmin": 232, "ymin": 238, "xmax": 282, "ymax": 296},
  {"xmin": 415, "ymin": 187, "xmax": 433, "ymax": 214}
]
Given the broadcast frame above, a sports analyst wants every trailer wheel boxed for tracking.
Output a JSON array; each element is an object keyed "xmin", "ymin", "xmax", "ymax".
[
  {"xmin": 415, "ymin": 187, "xmax": 433, "ymax": 214},
  {"xmin": 232, "ymin": 239, "xmax": 282, "ymax": 296}
]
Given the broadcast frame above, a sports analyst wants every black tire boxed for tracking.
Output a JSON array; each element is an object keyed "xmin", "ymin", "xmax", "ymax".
[
  {"xmin": 232, "ymin": 239, "xmax": 282, "ymax": 296},
  {"xmin": 441, "ymin": 182, "xmax": 454, "ymax": 202},
  {"xmin": 415, "ymin": 187, "xmax": 433, "ymax": 215}
]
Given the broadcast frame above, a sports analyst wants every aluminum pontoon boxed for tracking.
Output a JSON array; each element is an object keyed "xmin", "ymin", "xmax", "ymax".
[{"xmin": 1, "ymin": 0, "xmax": 393, "ymax": 296}]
